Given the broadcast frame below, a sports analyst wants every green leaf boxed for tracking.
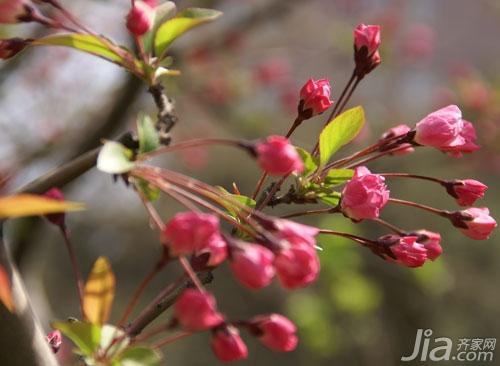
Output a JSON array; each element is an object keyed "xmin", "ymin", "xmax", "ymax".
[
  {"xmin": 97, "ymin": 141, "xmax": 135, "ymax": 174},
  {"xmin": 52, "ymin": 321, "xmax": 101, "ymax": 356},
  {"xmin": 32, "ymin": 34, "xmax": 135, "ymax": 67},
  {"xmin": 317, "ymin": 191, "xmax": 341, "ymax": 207},
  {"xmin": 137, "ymin": 113, "xmax": 160, "ymax": 154},
  {"xmin": 154, "ymin": 8, "xmax": 222, "ymax": 57},
  {"xmin": 136, "ymin": 179, "xmax": 160, "ymax": 202},
  {"xmin": 323, "ymin": 168, "xmax": 354, "ymax": 186},
  {"xmin": 117, "ymin": 347, "xmax": 163, "ymax": 366},
  {"xmin": 143, "ymin": 1, "xmax": 177, "ymax": 54},
  {"xmin": 296, "ymin": 147, "xmax": 318, "ymax": 176},
  {"xmin": 319, "ymin": 106, "xmax": 365, "ymax": 167},
  {"xmin": 217, "ymin": 187, "xmax": 256, "ymax": 218}
]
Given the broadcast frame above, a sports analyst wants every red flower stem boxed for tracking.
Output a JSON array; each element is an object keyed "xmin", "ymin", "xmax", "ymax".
[
  {"xmin": 138, "ymin": 138, "xmax": 243, "ymax": 161},
  {"xmin": 281, "ymin": 207, "xmax": 339, "ymax": 219},
  {"xmin": 59, "ymin": 227, "xmax": 86, "ymax": 319},
  {"xmin": 344, "ymin": 145, "xmax": 410, "ymax": 169},
  {"xmin": 323, "ymin": 133, "xmax": 407, "ymax": 171},
  {"xmin": 380, "ymin": 173, "xmax": 445, "ymax": 184},
  {"xmin": 371, "ymin": 218, "xmax": 406, "ymax": 235},
  {"xmin": 179, "ymin": 256, "xmax": 204, "ymax": 291},
  {"xmin": 318, "ymin": 229, "xmax": 374, "ymax": 246},
  {"xmin": 118, "ymin": 258, "xmax": 167, "ymax": 327},
  {"xmin": 256, "ymin": 174, "xmax": 288, "ymax": 210},
  {"xmin": 153, "ymin": 331, "xmax": 192, "ymax": 349},
  {"xmin": 133, "ymin": 323, "xmax": 170, "ymax": 343},
  {"xmin": 312, "ymin": 71, "xmax": 359, "ymax": 156},
  {"xmin": 388, "ymin": 198, "xmax": 449, "ymax": 217}
]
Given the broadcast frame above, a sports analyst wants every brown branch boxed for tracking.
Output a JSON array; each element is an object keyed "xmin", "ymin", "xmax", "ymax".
[{"xmin": 126, "ymin": 271, "xmax": 213, "ymax": 337}]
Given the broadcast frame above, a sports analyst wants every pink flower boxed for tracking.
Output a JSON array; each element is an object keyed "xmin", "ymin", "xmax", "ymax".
[
  {"xmin": 249, "ymin": 314, "xmax": 298, "ymax": 352},
  {"xmin": 441, "ymin": 120, "xmax": 480, "ymax": 157},
  {"xmin": 341, "ymin": 166, "xmax": 390, "ymax": 221},
  {"xmin": 273, "ymin": 219, "xmax": 319, "ymax": 247},
  {"xmin": 0, "ymin": 0, "xmax": 29, "ymax": 24},
  {"xmin": 44, "ymin": 188, "xmax": 66, "ymax": 227},
  {"xmin": 46, "ymin": 330, "xmax": 62, "ymax": 354},
  {"xmin": 275, "ymin": 243, "xmax": 320, "ymax": 289},
  {"xmin": 448, "ymin": 179, "xmax": 487, "ymax": 207},
  {"xmin": 457, "ymin": 208, "xmax": 497, "ymax": 240},
  {"xmin": 162, "ymin": 212, "xmax": 220, "ymax": 256},
  {"xmin": 414, "ymin": 105, "xmax": 474, "ymax": 152},
  {"xmin": 379, "ymin": 124, "xmax": 414, "ymax": 155},
  {"xmin": 354, "ymin": 24, "xmax": 381, "ymax": 55},
  {"xmin": 390, "ymin": 236, "xmax": 428, "ymax": 268},
  {"xmin": 230, "ymin": 243, "xmax": 275, "ymax": 290},
  {"xmin": 192, "ymin": 234, "xmax": 228, "ymax": 270},
  {"xmin": 0, "ymin": 38, "xmax": 28, "ymax": 60},
  {"xmin": 174, "ymin": 289, "xmax": 224, "ymax": 331},
  {"xmin": 412, "ymin": 230, "xmax": 442, "ymax": 260},
  {"xmin": 299, "ymin": 78, "xmax": 333, "ymax": 117},
  {"xmin": 126, "ymin": 1, "xmax": 154, "ymax": 36},
  {"xmin": 256, "ymin": 135, "xmax": 304, "ymax": 176},
  {"xmin": 211, "ymin": 326, "xmax": 248, "ymax": 362}
]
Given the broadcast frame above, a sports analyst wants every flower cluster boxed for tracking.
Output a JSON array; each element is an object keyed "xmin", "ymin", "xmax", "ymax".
[{"xmin": 162, "ymin": 213, "xmax": 318, "ymax": 361}]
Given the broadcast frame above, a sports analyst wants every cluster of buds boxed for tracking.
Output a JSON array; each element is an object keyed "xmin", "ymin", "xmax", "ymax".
[{"xmin": 160, "ymin": 212, "xmax": 320, "ymax": 361}]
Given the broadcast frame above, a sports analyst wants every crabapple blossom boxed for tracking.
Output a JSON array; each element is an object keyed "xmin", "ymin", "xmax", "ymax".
[
  {"xmin": 249, "ymin": 314, "xmax": 298, "ymax": 352},
  {"xmin": 174, "ymin": 289, "xmax": 224, "ymax": 331},
  {"xmin": 447, "ymin": 179, "xmax": 487, "ymax": 207},
  {"xmin": 211, "ymin": 326, "xmax": 248, "ymax": 362},
  {"xmin": 255, "ymin": 135, "xmax": 304, "ymax": 176},
  {"xmin": 298, "ymin": 78, "xmax": 333, "ymax": 117},
  {"xmin": 230, "ymin": 243, "xmax": 275, "ymax": 290},
  {"xmin": 454, "ymin": 207, "xmax": 497, "ymax": 240},
  {"xmin": 126, "ymin": 1, "xmax": 154, "ymax": 36},
  {"xmin": 274, "ymin": 243, "xmax": 320, "ymax": 289}
]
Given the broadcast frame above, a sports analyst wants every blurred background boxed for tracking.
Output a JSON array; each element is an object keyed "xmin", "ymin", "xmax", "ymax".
[{"xmin": 1, "ymin": 0, "xmax": 499, "ymax": 365}]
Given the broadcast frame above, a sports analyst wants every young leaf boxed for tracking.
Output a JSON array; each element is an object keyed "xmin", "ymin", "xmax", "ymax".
[
  {"xmin": 137, "ymin": 114, "xmax": 160, "ymax": 154},
  {"xmin": 97, "ymin": 141, "xmax": 135, "ymax": 174},
  {"xmin": 136, "ymin": 179, "xmax": 160, "ymax": 202},
  {"xmin": 83, "ymin": 257, "xmax": 115, "ymax": 326},
  {"xmin": 319, "ymin": 106, "xmax": 365, "ymax": 167},
  {"xmin": 296, "ymin": 147, "xmax": 318, "ymax": 176},
  {"xmin": 317, "ymin": 192, "xmax": 342, "ymax": 207},
  {"xmin": 0, "ymin": 194, "xmax": 84, "ymax": 219},
  {"xmin": 154, "ymin": 8, "xmax": 222, "ymax": 57},
  {"xmin": 143, "ymin": 1, "xmax": 177, "ymax": 53},
  {"xmin": 323, "ymin": 168, "xmax": 354, "ymax": 186},
  {"xmin": 52, "ymin": 321, "xmax": 101, "ymax": 356},
  {"xmin": 0, "ymin": 265, "xmax": 14, "ymax": 313},
  {"xmin": 32, "ymin": 34, "xmax": 137, "ymax": 67},
  {"xmin": 116, "ymin": 346, "xmax": 163, "ymax": 366},
  {"xmin": 217, "ymin": 187, "xmax": 256, "ymax": 218}
]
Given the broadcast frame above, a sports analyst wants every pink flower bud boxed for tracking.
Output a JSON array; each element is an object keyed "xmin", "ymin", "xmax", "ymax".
[
  {"xmin": 341, "ymin": 166, "xmax": 390, "ymax": 221},
  {"xmin": 275, "ymin": 243, "xmax": 320, "ymax": 289},
  {"xmin": 448, "ymin": 179, "xmax": 487, "ymax": 207},
  {"xmin": 273, "ymin": 219, "xmax": 319, "ymax": 247},
  {"xmin": 414, "ymin": 105, "xmax": 480, "ymax": 156},
  {"xmin": 192, "ymin": 234, "xmax": 227, "ymax": 270},
  {"xmin": 0, "ymin": 0, "xmax": 30, "ymax": 24},
  {"xmin": 0, "ymin": 38, "xmax": 29, "ymax": 59},
  {"xmin": 456, "ymin": 208, "xmax": 497, "ymax": 240},
  {"xmin": 256, "ymin": 135, "xmax": 304, "ymax": 176},
  {"xmin": 174, "ymin": 289, "xmax": 224, "ymax": 331},
  {"xmin": 390, "ymin": 236, "xmax": 428, "ymax": 268},
  {"xmin": 441, "ymin": 120, "xmax": 480, "ymax": 157},
  {"xmin": 379, "ymin": 124, "xmax": 414, "ymax": 155},
  {"xmin": 46, "ymin": 330, "xmax": 62, "ymax": 354},
  {"xmin": 162, "ymin": 212, "xmax": 220, "ymax": 256},
  {"xmin": 298, "ymin": 78, "xmax": 333, "ymax": 117},
  {"xmin": 412, "ymin": 230, "xmax": 442, "ymax": 260},
  {"xmin": 249, "ymin": 314, "xmax": 298, "ymax": 352},
  {"xmin": 211, "ymin": 326, "xmax": 248, "ymax": 362},
  {"xmin": 126, "ymin": 1, "xmax": 154, "ymax": 36},
  {"xmin": 230, "ymin": 243, "xmax": 275, "ymax": 290},
  {"xmin": 43, "ymin": 188, "xmax": 65, "ymax": 227},
  {"xmin": 142, "ymin": 0, "xmax": 157, "ymax": 7},
  {"xmin": 354, "ymin": 24, "xmax": 381, "ymax": 55}
]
